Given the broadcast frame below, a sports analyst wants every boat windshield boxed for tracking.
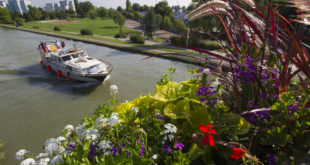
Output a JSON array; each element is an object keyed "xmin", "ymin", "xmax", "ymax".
[
  {"xmin": 62, "ymin": 56, "xmax": 71, "ymax": 62},
  {"xmin": 71, "ymin": 54, "xmax": 79, "ymax": 59}
]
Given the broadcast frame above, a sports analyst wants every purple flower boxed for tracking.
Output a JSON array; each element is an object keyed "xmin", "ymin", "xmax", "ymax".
[
  {"xmin": 260, "ymin": 92, "xmax": 267, "ymax": 99},
  {"xmin": 163, "ymin": 144, "xmax": 171, "ymax": 153},
  {"xmin": 67, "ymin": 144, "xmax": 75, "ymax": 152},
  {"xmin": 288, "ymin": 104, "xmax": 300, "ymax": 116},
  {"xmin": 111, "ymin": 146, "xmax": 119, "ymax": 156},
  {"xmin": 137, "ymin": 140, "xmax": 141, "ymax": 144},
  {"xmin": 138, "ymin": 145, "xmax": 145, "ymax": 156},
  {"xmin": 267, "ymin": 154, "xmax": 275, "ymax": 165},
  {"xmin": 156, "ymin": 113, "xmax": 165, "ymax": 121},
  {"xmin": 174, "ymin": 141, "xmax": 184, "ymax": 150},
  {"xmin": 87, "ymin": 142, "xmax": 98, "ymax": 161},
  {"xmin": 121, "ymin": 143, "xmax": 126, "ymax": 148}
]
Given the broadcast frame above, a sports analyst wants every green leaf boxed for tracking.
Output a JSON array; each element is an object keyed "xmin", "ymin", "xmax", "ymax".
[
  {"xmin": 163, "ymin": 99, "xmax": 191, "ymax": 119},
  {"xmin": 188, "ymin": 143, "xmax": 204, "ymax": 161},
  {"xmin": 261, "ymin": 133, "xmax": 291, "ymax": 146},
  {"xmin": 222, "ymin": 113, "xmax": 252, "ymax": 135}
]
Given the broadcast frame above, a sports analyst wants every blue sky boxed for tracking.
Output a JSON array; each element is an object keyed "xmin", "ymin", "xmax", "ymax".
[{"xmin": 27, "ymin": 0, "xmax": 193, "ymax": 8}]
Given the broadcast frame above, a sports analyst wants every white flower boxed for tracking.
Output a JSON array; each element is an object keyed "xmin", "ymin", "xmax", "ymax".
[
  {"xmin": 50, "ymin": 155, "xmax": 62, "ymax": 165},
  {"xmin": 64, "ymin": 125, "xmax": 74, "ymax": 131},
  {"xmin": 44, "ymin": 138, "xmax": 65, "ymax": 155},
  {"xmin": 16, "ymin": 149, "xmax": 29, "ymax": 161},
  {"xmin": 36, "ymin": 158, "xmax": 50, "ymax": 165},
  {"xmin": 75, "ymin": 123, "xmax": 86, "ymax": 137},
  {"xmin": 56, "ymin": 136, "xmax": 66, "ymax": 143},
  {"xmin": 163, "ymin": 136, "xmax": 167, "ymax": 141},
  {"xmin": 95, "ymin": 115, "xmax": 108, "ymax": 128},
  {"xmin": 98, "ymin": 140, "xmax": 112, "ymax": 151},
  {"xmin": 36, "ymin": 153, "xmax": 48, "ymax": 159},
  {"xmin": 109, "ymin": 84, "xmax": 118, "ymax": 95},
  {"xmin": 80, "ymin": 129, "xmax": 99, "ymax": 141},
  {"xmin": 168, "ymin": 135, "xmax": 174, "ymax": 141},
  {"xmin": 203, "ymin": 68, "xmax": 212, "ymax": 75},
  {"xmin": 212, "ymin": 78, "xmax": 220, "ymax": 87},
  {"xmin": 164, "ymin": 123, "xmax": 177, "ymax": 134},
  {"xmin": 108, "ymin": 113, "xmax": 120, "ymax": 126},
  {"xmin": 20, "ymin": 158, "xmax": 35, "ymax": 165},
  {"xmin": 130, "ymin": 106, "xmax": 139, "ymax": 113},
  {"xmin": 152, "ymin": 154, "xmax": 159, "ymax": 160}
]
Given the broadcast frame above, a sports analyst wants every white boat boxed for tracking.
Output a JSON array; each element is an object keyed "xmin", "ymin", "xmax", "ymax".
[{"xmin": 38, "ymin": 41, "xmax": 112, "ymax": 82}]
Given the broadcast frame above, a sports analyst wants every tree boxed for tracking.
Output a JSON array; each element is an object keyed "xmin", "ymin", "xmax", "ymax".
[
  {"xmin": 111, "ymin": 11, "xmax": 126, "ymax": 33},
  {"xmin": 161, "ymin": 16, "xmax": 172, "ymax": 30},
  {"xmin": 76, "ymin": 1, "xmax": 94, "ymax": 17},
  {"xmin": 143, "ymin": 5, "xmax": 149, "ymax": 11},
  {"xmin": 117, "ymin": 6, "xmax": 123, "ymax": 13},
  {"xmin": 87, "ymin": 9, "xmax": 97, "ymax": 20},
  {"xmin": 96, "ymin": 7, "xmax": 108, "ymax": 19},
  {"xmin": 154, "ymin": 1, "xmax": 173, "ymax": 19},
  {"xmin": 0, "ymin": 7, "xmax": 12, "ymax": 24},
  {"xmin": 173, "ymin": 20, "xmax": 186, "ymax": 33},
  {"xmin": 132, "ymin": 3, "xmax": 140, "ymax": 11},
  {"xmin": 27, "ymin": 5, "xmax": 43, "ymax": 20},
  {"xmin": 74, "ymin": 0, "xmax": 79, "ymax": 11},
  {"xmin": 15, "ymin": 17, "xmax": 25, "ymax": 26},
  {"xmin": 142, "ymin": 8, "xmax": 160, "ymax": 39},
  {"xmin": 126, "ymin": 0, "xmax": 132, "ymax": 12}
]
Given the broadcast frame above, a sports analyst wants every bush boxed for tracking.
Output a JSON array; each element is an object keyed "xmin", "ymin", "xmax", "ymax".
[
  {"xmin": 200, "ymin": 40, "xmax": 221, "ymax": 50},
  {"xmin": 130, "ymin": 33, "xmax": 145, "ymax": 44},
  {"xmin": 173, "ymin": 20, "xmax": 186, "ymax": 34},
  {"xmin": 15, "ymin": 17, "xmax": 24, "ymax": 26},
  {"xmin": 53, "ymin": 26, "xmax": 61, "ymax": 31},
  {"xmin": 80, "ymin": 29, "xmax": 93, "ymax": 35},
  {"xmin": 114, "ymin": 31, "xmax": 127, "ymax": 38}
]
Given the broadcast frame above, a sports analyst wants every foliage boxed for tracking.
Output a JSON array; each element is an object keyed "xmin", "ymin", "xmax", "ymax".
[
  {"xmin": 96, "ymin": 7, "xmax": 108, "ymax": 19},
  {"xmin": 87, "ymin": 9, "xmax": 97, "ymax": 20},
  {"xmin": 133, "ymin": 11, "xmax": 144, "ymax": 21},
  {"xmin": 130, "ymin": 33, "xmax": 145, "ymax": 44},
  {"xmin": 173, "ymin": 20, "xmax": 186, "ymax": 34},
  {"xmin": 126, "ymin": 0, "xmax": 132, "ymax": 12},
  {"xmin": 53, "ymin": 26, "xmax": 61, "ymax": 31},
  {"xmin": 114, "ymin": 32, "xmax": 127, "ymax": 39},
  {"xmin": 15, "ymin": 17, "xmax": 24, "ymax": 26},
  {"xmin": 154, "ymin": 1, "xmax": 174, "ymax": 21},
  {"xmin": 24, "ymin": 5, "xmax": 43, "ymax": 21},
  {"xmin": 110, "ymin": 11, "xmax": 126, "ymax": 33},
  {"xmin": 142, "ymin": 8, "xmax": 160, "ymax": 39},
  {"xmin": 77, "ymin": 1, "xmax": 95, "ymax": 17},
  {"xmin": 160, "ymin": 16, "xmax": 172, "ymax": 31},
  {"xmin": 80, "ymin": 28, "xmax": 93, "ymax": 35},
  {"xmin": 0, "ymin": 7, "xmax": 12, "ymax": 24}
]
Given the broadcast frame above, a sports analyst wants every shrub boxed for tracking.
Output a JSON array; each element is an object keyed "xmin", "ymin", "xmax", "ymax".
[
  {"xmin": 15, "ymin": 17, "xmax": 24, "ymax": 26},
  {"xmin": 173, "ymin": 20, "xmax": 186, "ymax": 34},
  {"xmin": 114, "ymin": 31, "xmax": 127, "ymax": 39},
  {"xmin": 80, "ymin": 28, "xmax": 93, "ymax": 35},
  {"xmin": 200, "ymin": 40, "xmax": 221, "ymax": 50},
  {"xmin": 130, "ymin": 33, "xmax": 145, "ymax": 44},
  {"xmin": 53, "ymin": 26, "xmax": 61, "ymax": 31}
]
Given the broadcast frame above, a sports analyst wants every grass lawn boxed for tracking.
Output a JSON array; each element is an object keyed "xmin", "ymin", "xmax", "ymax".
[{"xmin": 23, "ymin": 18, "xmax": 134, "ymax": 37}]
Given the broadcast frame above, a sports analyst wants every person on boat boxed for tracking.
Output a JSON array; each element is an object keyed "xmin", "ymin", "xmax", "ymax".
[
  {"xmin": 55, "ymin": 40, "xmax": 61, "ymax": 49},
  {"xmin": 61, "ymin": 40, "xmax": 65, "ymax": 48}
]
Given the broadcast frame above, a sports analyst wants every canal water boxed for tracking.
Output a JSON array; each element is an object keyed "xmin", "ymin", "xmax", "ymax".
[{"xmin": 0, "ymin": 27, "xmax": 197, "ymax": 164}]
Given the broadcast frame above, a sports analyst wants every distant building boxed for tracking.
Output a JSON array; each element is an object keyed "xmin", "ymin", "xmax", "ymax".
[
  {"xmin": 0, "ymin": 1, "xmax": 7, "ymax": 8},
  {"xmin": 45, "ymin": 3, "xmax": 55, "ymax": 12},
  {"xmin": 59, "ymin": 0, "xmax": 75, "ymax": 12},
  {"xmin": 44, "ymin": 0, "xmax": 75, "ymax": 12},
  {"xmin": 7, "ymin": 0, "xmax": 31, "ymax": 14},
  {"xmin": 174, "ymin": 9, "xmax": 187, "ymax": 20}
]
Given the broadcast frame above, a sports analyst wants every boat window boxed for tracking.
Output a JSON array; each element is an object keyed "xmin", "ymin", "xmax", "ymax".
[
  {"xmin": 71, "ymin": 54, "xmax": 79, "ymax": 59},
  {"xmin": 62, "ymin": 56, "xmax": 71, "ymax": 62}
]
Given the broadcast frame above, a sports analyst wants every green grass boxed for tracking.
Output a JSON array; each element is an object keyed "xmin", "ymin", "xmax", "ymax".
[
  {"xmin": 21, "ymin": 19, "xmax": 198, "ymax": 55},
  {"xmin": 23, "ymin": 18, "xmax": 134, "ymax": 37}
]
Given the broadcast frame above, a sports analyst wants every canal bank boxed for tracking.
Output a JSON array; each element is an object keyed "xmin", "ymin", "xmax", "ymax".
[{"xmin": 0, "ymin": 24, "xmax": 208, "ymax": 66}]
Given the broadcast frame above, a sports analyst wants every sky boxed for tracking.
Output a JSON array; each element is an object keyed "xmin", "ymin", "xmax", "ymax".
[{"xmin": 26, "ymin": 0, "xmax": 193, "ymax": 9}]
